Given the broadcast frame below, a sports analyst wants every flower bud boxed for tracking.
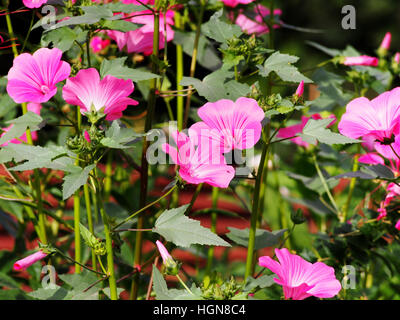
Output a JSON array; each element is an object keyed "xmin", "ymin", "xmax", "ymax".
[
  {"xmin": 377, "ymin": 32, "xmax": 391, "ymax": 57},
  {"xmin": 13, "ymin": 250, "xmax": 48, "ymax": 271},
  {"xmin": 342, "ymin": 56, "xmax": 379, "ymax": 67},
  {"xmin": 291, "ymin": 209, "xmax": 306, "ymax": 225},
  {"xmin": 395, "ymin": 219, "xmax": 400, "ymax": 231},
  {"xmin": 294, "ymin": 80, "xmax": 304, "ymax": 97},
  {"xmin": 156, "ymin": 240, "xmax": 180, "ymax": 276}
]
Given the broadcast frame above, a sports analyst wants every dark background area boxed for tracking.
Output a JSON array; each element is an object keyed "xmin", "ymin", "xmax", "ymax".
[{"xmin": 1, "ymin": 0, "xmax": 400, "ymax": 76}]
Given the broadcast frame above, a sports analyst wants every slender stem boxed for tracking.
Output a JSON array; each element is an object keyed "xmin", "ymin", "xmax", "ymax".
[
  {"xmin": 55, "ymin": 248, "xmax": 105, "ymax": 276},
  {"xmin": 183, "ymin": 0, "xmax": 206, "ymax": 128},
  {"xmin": 114, "ymin": 185, "xmax": 177, "ymax": 230},
  {"xmin": 313, "ymin": 154, "xmax": 340, "ymax": 214},
  {"xmin": 97, "ymin": 183, "xmax": 118, "ymax": 300},
  {"xmin": 176, "ymin": 274, "xmax": 194, "ymax": 295},
  {"xmin": 21, "ymin": 10, "xmax": 35, "ymax": 53},
  {"xmin": 5, "ymin": 13, "xmax": 19, "ymax": 57},
  {"xmin": 86, "ymin": 32, "xmax": 92, "ymax": 68},
  {"xmin": 342, "ymin": 148, "xmax": 360, "ymax": 222},
  {"xmin": 84, "ymin": 184, "xmax": 97, "ymax": 271},
  {"xmin": 175, "ymin": 11, "xmax": 184, "ymax": 131},
  {"xmin": 245, "ymin": 139, "xmax": 269, "ymax": 281},
  {"xmin": 104, "ymin": 151, "xmax": 113, "ymax": 202},
  {"xmin": 206, "ymin": 187, "xmax": 218, "ymax": 275},
  {"xmin": 131, "ymin": 9, "xmax": 161, "ymax": 299},
  {"xmin": 184, "ymin": 183, "xmax": 203, "ymax": 214}
]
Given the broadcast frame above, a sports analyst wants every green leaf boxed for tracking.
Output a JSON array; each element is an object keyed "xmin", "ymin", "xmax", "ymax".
[
  {"xmin": 1, "ymin": 145, "xmax": 75, "ymax": 171},
  {"xmin": 100, "ymin": 57, "xmax": 160, "ymax": 82},
  {"xmin": 103, "ymin": 2, "xmax": 149, "ymax": 13},
  {"xmin": 226, "ymin": 227, "xmax": 286, "ymax": 250},
  {"xmin": 102, "ymin": 287, "xmax": 124, "ymax": 300},
  {"xmin": 287, "ymin": 171, "xmax": 339, "ymax": 196},
  {"xmin": 41, "ymin": 27, "xmax": 86, "ymax": 52},
  {"xmin": 28, "ymin": 286, "xmax": 73, "ymax": 300},
  {"xmin": 202, "ymin": 10, "xmax": 243, "ymax": 43},
  {"xmin": 51, "ymin": 6, "xmax": 113, "ymax": 29},
  {"xmin": 173, "ymin": 31, "xmax": 221, "ymax": 70},
  {"xmin": 0, "ymin": 112, "xmax": 43, "ymax": 146},
  {"xmin": 306, "ymin": 41, "xmax": 341, "ymax": 57},
  {"xmin": 100, "ymin": 121, "xmax": 143, "ymax": 149},
  {"xmin": 243, "ymin": 275, "xmax": 275, "ymax": 292},
  {"xmin": 153, "ymin": 205, "xmax": 231, "ymax": 247},
  {"xmin": 180, "ymin": 69, "xmax": 250, "ymax": 102},
  {"xmin": 62, "ymin": 164, "xmax": 96, "ymax": 200},
  {"xmin": 100, "ymin": 19, "xmax": 142, "ymax": 32},
  {"xmin": 258, "ymin": 51, "xmax": 312, "ymax": 83},
  {"xmin": 299, "ymin": 118, "xmax": 360, "ymax": 145},
  {"xmin": 0, "ymin": 288, "xmax": 32, "ymax": 300},
  {"xmin": 79, "ymin": 223, "xmax": 98, "ymax": 248}
]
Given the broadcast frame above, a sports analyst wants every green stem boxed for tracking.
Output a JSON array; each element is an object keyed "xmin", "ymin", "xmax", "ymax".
[
  {"xmin": 131, "ymin": 8, "xmax": 161, "ymax": 299},
  {"xmin": 5, "ymin": 13, "xmax": 19, "ymax": 57},
  {"xmin": 342, "ymin": 150, "xmax": 360, "ymax": 222},
  {"xmin": 175, "ymin": 11, "xmax": 184, "ymax": 131},
  {"xmin": 84, "ymin": 184, "xmax": 97, "ymax": 272},
  {"xmin": 114, "ymin": 184, "xmax": 177, "ymax": 230},
  {"xmin": 21, "ymin": 10, "xmax": 35, "ymax": 53},
  {"xmin": 104, "ymin": 151, "xmax": 113, "ymax": 202},
  {"xmin": 206, "ymin": 187, "xmax": 219, "ymax": 276},
  {"xmin": 176, "ymin": 274, "xmax": 194, "ymax": 295},
  {"xmin": 96, "ymin": 179, "xmax": 118, "ymax": 299},
  {"xmin": 184, "ymin": 183, "xmax": 203, "ymax": 214},
  {"xmin": 244, "ymin": 138, "xmax": 269, "ymax": 281},
  {"xmin": 312, "ymin": 154, "xmax": 340, "ymax": 215},
  {"xmin": 183, "ymin": 0, "xmax": 206, "ymax": 128}
]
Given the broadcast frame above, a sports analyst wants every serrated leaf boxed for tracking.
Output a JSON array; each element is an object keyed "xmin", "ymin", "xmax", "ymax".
[
  {"xmin": 100, "ymin": 57, "xmax": 160, "ymax": 82},
  {"xmin": 153, "ymin": 205, "xmax": 230, "ymax": 247},
  {"xmin": 202, "ymin": 10, "xmax": 242, "ymax": 43},
  {"xmin": 2, "ymin": 145, "xmax": 75, "ymax": 171},
  {"xmin": 226, "ymin": 227, "xmax": 286, "ymax": 250},
  {"xmin": 28, "ymin": 286, "xmax": 73, "ymax": 300},
  {"xmin": 100, "ymin": 19, "xmax": 142, "ymax": 32},
  {"xmin": 41, "ymin": 27, "xmax": 86, "ymax": 52},
  {"xmin": 102, "ymin": 287, "xmax": 124, "ymax": 300},
  {"xmin": 258, "ymin": 51, "xmax": 312, "ymax": 83},
  {"xmin": 243, "ymin": 275, "xmax": 275, "ymax": 292},
  {"xmin": 299, "ymin": 118, "xmax": 360, "ymax": 145},
  {"xmin": 100, "ymin": 121, "xmax": 143, "ymax": 149},
  {"xmin": 51, "ymin": 6, "xmax": 113, "ymax": 29},
  {"xmin": 62, "ymin": 164, "xmax": 96, "ymax": 200},
  {"xmin": 0, "ymin": 112, "xmax": 43, "ymax": 146},
  {"xmin": 180, "ymin": 69, "xmax": 250, "ymax": 102},
  {"xmin": 287, "ymin": 171, "xmax": 339, "ymax": 196}
]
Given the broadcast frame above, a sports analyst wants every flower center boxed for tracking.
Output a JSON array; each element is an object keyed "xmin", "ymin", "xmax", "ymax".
[{"xmin": 40, "ymin": 85, "xmax": 50, "ymax": 95}]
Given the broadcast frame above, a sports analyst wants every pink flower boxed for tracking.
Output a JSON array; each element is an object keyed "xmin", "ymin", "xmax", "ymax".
[
  {"xmin": 277, "ymin": 114, "xmax": 336, "ymax": 148},
  {"xmin": 107, "ymin": 10, "xmax": 174, "ymax": 55},
  {"xmin": 23, "ymin": 0, "xmax": 48, "ymax": 8},
  {"xmin": 343, "ymin": 56, "xmax": 379, "ymax": 67},
  {"xmin": 259, "ymin": 248, "xmax": 341, "ymax": 300},
  {"xmin": 156, "ymin": 240, "xmax": 172, "ymax": 264},
  {"xmin": 13, "ymin": 250, "xmax": 47, "ymax": 271},
  {"xmin": 162, "ymin": 130, "xmax": 235, "ymax": 188},
  {"xmin": 379, "ymin": 32, "xmax": 392, "ymax": 50},
  {"xmin": 394, "ymin": 53, "xmax": 400, "ymax": 64},
  {"xmin": 235, "ymin": 5, "xmax": 282, "ymax": 35},
  {"xmin": 7, "ymin": 48, "xmax": 71, "ymax": 104},
  {"xmin": 84, "ymin": 130, "xmax": 91, "ymax": 143},
  {"xmin": 358, "ymin": 153, "xmax": 385, "ymax": 165},
  {"xmin": 338, "ymin": 87, "xmax": 400, "ymax": 159},
  {"xmin": 295, "ymin": 80, "xmax": 304, "ymax": 97},
  {"xmin": 90, "ymin": 36, "xmax": 110, "ymax": 53},
  {"xmin": 190, "ymin": 97, "xmax": 265, "ymax": 153},
  {"xmin": 395, "ymin": 219, "xmax": 400, "ymax": 230},
  {"xmin": 1, "ymin": 103, "xmax": 42, "ymax": 147},
  {"xmin": 220, "ymin": 0, "xmax": 254, "ymax": 8},
  {"xmin": 62, "ymin": 68, "xmax": 138, "ymax": 121}
]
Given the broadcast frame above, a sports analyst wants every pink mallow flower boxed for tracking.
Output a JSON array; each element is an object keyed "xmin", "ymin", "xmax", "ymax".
[
  {"xmin": 84, "ymin": 130, "xmax": 91, "ymax": 143},
  {"xmin": 90, "ymin": 36, "xmax": 110, "ymax": 53},
  {"xmin": 13, "ymin": 250, "xmax": 47, "ymax": 271},
  {"xmin": 23, "ymin": 0, "xmax": 48, "ymax": 8},
  {"xmin": 396, "ymin": 219, "xmax": 400, "ymax": 230},
  {"xmin": 342, "ymin": 56, "xmax": 379, "ymax": 67},
  {"xmin": 221, "ymin": 0, "xmax": 254, "ymax": 8},
  {"xmin": 190, "ymin": 97, "xmax": 265, "ymax": 154},
  {"xmin": 156, "ymin": 240, "xmax": 173, "ymax": 264},
  {"xmin": 277, "ymin": 114, "xmax": 336, "ymax": 148},
  {"xmin": 394, "ymin": 53, "xmax": 400, "ymax": 65},
  {"xmin": 379, "ymin": 32, "xmax": 392, "ymax": 50},
  {"xmin": 338, "ymin": 87, "xmax": 400, "ymax": 159},
  {"xmin": 7, "ymin": 47, "xmax": 71, "ymax": 104},
  {"xmin": 107, "ymin": 10, "xmax": 174, "ymax": 55},
  {"xmin": 1, "ymin": 103, "xmax": 42, "ymax": 147},
  {"xmin": 235, "ymin": 5, "xmax": 282, "ymax": 35},
  {"xmin": 162, "ymin": 129, "xmax": 235, "ymax": 188},
  {"xmin": 259, "ymin": 248, "xmax": 342, "ymax": 300},
  {"xmin": 62, "ymin": 68, "xmax": 138, "ymax": 121}
]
